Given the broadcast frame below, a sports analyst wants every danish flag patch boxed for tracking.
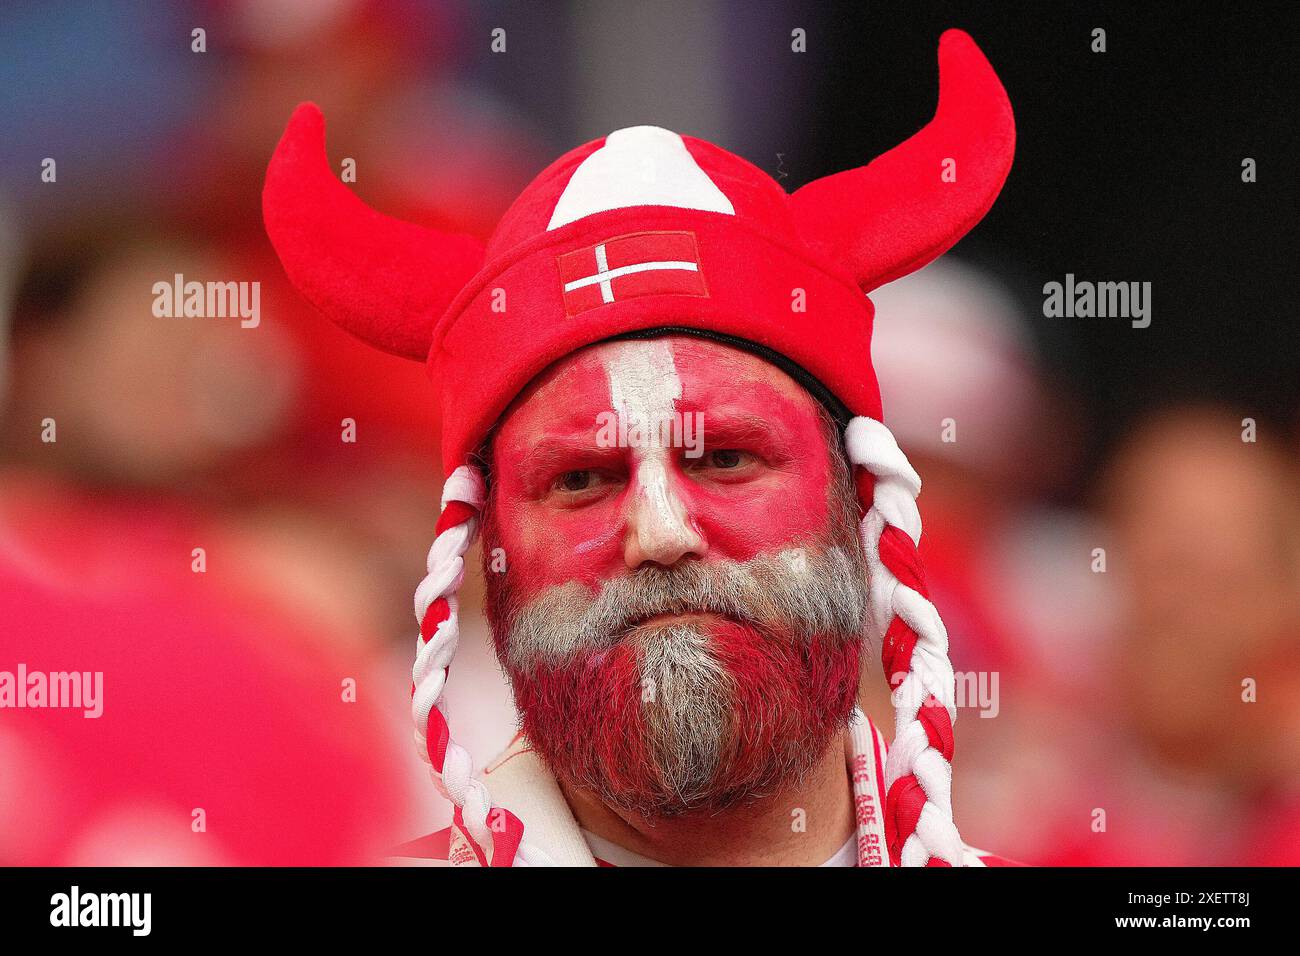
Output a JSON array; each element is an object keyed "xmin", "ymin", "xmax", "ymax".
[{"xmin": 556, "ymin": 230, "xmax": 708, "ymax": 316}]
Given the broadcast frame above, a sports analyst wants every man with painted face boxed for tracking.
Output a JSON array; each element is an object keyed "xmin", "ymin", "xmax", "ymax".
[{"xmin": 265, "ymin": 30, "xmax": 1016, "ymax": 867}]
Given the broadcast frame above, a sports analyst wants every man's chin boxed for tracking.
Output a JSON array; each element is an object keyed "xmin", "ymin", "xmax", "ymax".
[{"xmin": 511, "ymin": 617, "xmax": 861, "ymax": 819}]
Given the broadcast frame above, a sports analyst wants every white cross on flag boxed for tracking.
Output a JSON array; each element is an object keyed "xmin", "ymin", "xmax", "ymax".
[{"xmin": 556, "ymin": 230, "xmax": 708, "ymax": 316}]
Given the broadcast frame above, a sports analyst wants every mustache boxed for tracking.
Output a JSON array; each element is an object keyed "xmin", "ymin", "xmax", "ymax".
[{"xmin": 497, "ymin": 544, "xmax": 868, "ymax": 675}]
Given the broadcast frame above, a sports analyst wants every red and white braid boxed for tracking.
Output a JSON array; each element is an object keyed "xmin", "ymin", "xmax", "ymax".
[
  {"xmin": 412, "ymin": 464, "xmax": 549, "ymax": 867},
  {"xmin": 846, "ymin": 416, "xmax": 964, "ymax": 867}
]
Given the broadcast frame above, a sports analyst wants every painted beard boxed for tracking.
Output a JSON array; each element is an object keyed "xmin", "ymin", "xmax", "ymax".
[{"xmin": 482, "ymin": 539, "xmax": 869, "ymax": 818}]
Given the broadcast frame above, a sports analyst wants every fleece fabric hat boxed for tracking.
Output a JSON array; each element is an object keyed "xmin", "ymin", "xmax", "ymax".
[{"xmin": 263, "ymin": 28, "xmax": 1015, "ymax": 867}]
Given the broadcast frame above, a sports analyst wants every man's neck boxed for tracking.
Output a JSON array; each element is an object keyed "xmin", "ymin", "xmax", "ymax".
[{"xmin": 558, "ymin": 738, "xmax": 854, "ymax": 866}]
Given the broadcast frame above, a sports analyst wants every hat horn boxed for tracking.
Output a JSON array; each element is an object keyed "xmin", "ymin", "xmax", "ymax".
[
  {"xmin": 790, "ymin": 29, "xmax": 1015, "ymax": 293},
  {"xmin": 262, "ymin": 102, "xmax": 485, "ymax": 360}
]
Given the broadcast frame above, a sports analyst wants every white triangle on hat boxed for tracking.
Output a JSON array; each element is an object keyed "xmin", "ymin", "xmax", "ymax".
[{"xmin": 547, "ymin": 125, "xmax": 736, "ymax": 231}]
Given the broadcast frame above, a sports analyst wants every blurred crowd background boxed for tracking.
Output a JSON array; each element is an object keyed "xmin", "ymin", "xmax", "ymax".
[{"xmin": 0, "ymin": 1, "xmax": 1295, "ymax": 865}]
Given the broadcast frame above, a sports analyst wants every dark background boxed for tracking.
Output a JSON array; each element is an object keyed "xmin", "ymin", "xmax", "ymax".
[{"xmin": 807, "ymin": 2, "xmax": 1297, "ymax": 484}]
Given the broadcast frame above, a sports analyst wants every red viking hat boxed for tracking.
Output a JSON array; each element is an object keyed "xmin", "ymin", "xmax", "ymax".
[{"xmin": 264, "ymin": 29, "xmax": 1015, "ymax": 867}]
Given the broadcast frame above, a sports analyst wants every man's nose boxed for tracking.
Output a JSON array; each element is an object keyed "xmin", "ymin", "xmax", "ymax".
[{"xmin": 622, "ymin": 457, "xmax": 707, "ymax": 569}]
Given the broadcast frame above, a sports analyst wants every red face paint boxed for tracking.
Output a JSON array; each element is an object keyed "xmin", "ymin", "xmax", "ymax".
[
  {"xmin": 482, "ymin": 335, "xmax": 862, "ymax": 814},
  {"xmin": 485, "ymin": 336, "xmax": 840, "ymax": 602}
]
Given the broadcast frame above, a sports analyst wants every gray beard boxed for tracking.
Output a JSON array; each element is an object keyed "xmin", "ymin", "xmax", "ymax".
[
  {"xmin": 485, "ymin": 542, "xmax": 870, "ymax": 816},
  {"xmin": 632, "ymin": 621, "xmax": 734, "ymax": 809}
]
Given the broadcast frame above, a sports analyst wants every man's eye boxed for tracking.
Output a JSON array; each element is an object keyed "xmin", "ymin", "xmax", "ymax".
[
  {"xmin": 556, "ymin": 470, "xmax": 595, "ymax": 492},
  {"xmin": 708, "ymin": 449, "xmax": 746, "ymax": 469}
]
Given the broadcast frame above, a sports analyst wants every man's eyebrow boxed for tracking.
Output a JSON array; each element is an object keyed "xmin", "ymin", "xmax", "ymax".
[
  {"xmin": 516, "ymin": 435, "xmax": 612, "ymax": 478},
  {"xmin": 696, "ymin": 411, "xmax": 794, "ymax": 447},
  {"xmin": 700, "ymin": 412, "xmax": 779, "ymax": 439}
]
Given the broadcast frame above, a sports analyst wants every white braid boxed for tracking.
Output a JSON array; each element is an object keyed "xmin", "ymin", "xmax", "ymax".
[
  {"xmin": 845, "ymin": 416, "xmax": 965, "ymax": 866},
  {"xmin": 411, "ymin": 464, "xmax": 554, "ymax": 866}
]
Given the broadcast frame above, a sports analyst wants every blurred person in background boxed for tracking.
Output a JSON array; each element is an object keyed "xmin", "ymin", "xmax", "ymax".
[
  {"xmin": 1089, "ymin": 406, "xmax": 1300, "ymax": 864},
  {"xmin": 0, "ymin": 232, "xmax": 414, "ymax": 863},
  {"xmin": 0, "ymin": 231, "xmax": 413, "ymax": 651},
  {"xmin": 973, "ymin": 405, "xmax": 1300, "ymax": 865}
]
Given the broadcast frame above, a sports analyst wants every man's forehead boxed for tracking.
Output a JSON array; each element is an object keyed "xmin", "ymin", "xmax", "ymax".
[{"xmin": 501, "ymin": 335, "xmax": 810, "ymax": 426}]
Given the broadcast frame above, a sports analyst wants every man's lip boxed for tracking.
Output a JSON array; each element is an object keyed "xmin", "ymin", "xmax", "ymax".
[{"xmin": 631, "ymin": 611, "xmax": 722, "ymax": 628}]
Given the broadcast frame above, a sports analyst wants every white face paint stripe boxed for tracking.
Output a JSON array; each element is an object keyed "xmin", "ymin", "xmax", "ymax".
[
  {"xmin": 602, "ymin": 341, "xmax": 697, "ymax": 558},
  {"xmin": 606, "ymin": 339, "xmax": 681, "ymax": 418}
]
